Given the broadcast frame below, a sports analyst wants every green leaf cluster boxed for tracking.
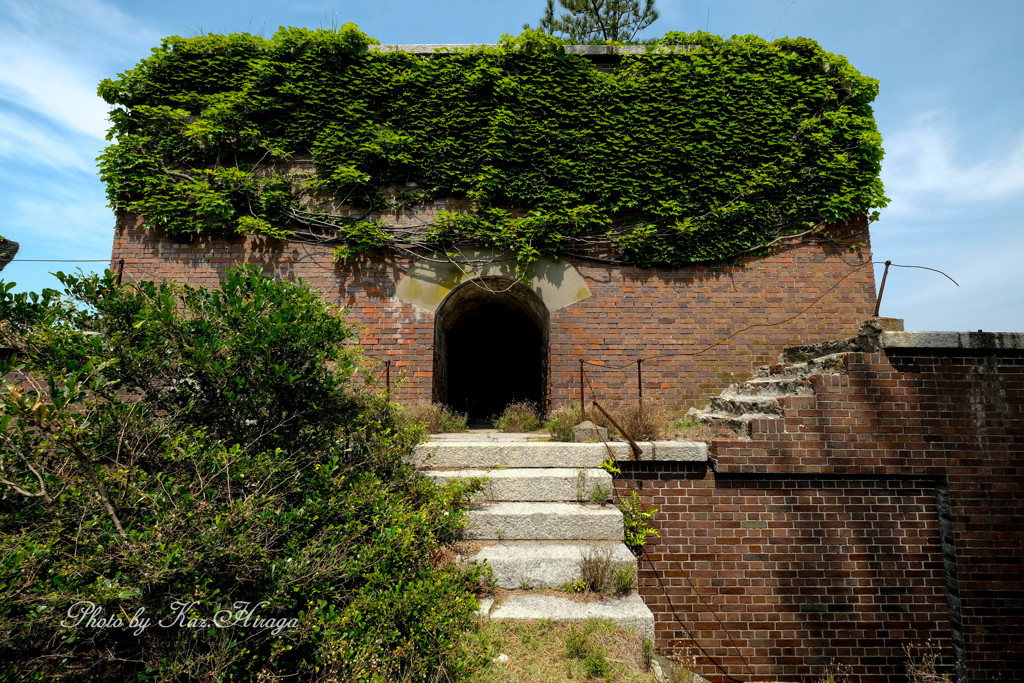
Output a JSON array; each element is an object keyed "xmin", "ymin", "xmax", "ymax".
[
  {"xmin": 618, "ymin": 490, "xmax": 659, "ymax": 553},
  {"xmin": 0, "ymin": 267, "xmax": 487, "ymax": 681},
  {"xmin": 98, "ymin": 26, "xmax": 887, "ymax": 269}
]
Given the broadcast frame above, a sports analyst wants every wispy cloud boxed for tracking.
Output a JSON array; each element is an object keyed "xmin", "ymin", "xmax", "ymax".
[
  {"xmin": 882, "ymin": 111, "xmax": 1024, "ymax": 215},
  {"xmin": 0, "ymin": 0, "xmax": 159, "ymax": 139},
  {"xmin": 0, "ymin": 44, "xmax": 112, "ymax": 139},
  {"xmin": 0, "ymin": 111, "xmax": 100, "ymax": 173}
]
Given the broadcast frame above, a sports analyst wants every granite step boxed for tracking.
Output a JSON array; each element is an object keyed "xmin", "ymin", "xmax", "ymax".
[
  {"xmin": 464, "ymin": 540, "xmax": 637, "ymax": 589},
  {"xmin": 465, "ymin": 502, "xmax": 623, "ymax": 541},
  {"xmin": 478, "ymin": 593, "xmax": 655, "ymax": 641},
  {"xmin": 412, "ymin": 441, "xmax": 629, "ymax": 469},
  {"xmin": 709, "ymin": 394, "xmax": 784, "ymax": 416},
  {"xmin": 423, "ymin": 467, "xmax": 613, "ymax": 502}
]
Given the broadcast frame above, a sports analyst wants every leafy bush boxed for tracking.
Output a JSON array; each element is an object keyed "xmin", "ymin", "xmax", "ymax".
[
  {"xmin": 494, "ymin": 401, "xmax": 542, "ymax": 432},
  {"xmin": 403, "ymin": 400, "xmax": 469, "ymax": 433},
  {"xmin": 546, "ymin": 401, "xmax": 582, "ymax": 441},
  {"xmin": 0, "ymin": 267, "xmax": 485, "ymax": 681},
  {"xmin": 619, "ymin": 490, "xmax": 660, "ymax": 554}
]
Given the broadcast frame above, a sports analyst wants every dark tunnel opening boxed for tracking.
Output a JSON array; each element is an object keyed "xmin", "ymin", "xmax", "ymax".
[{"xmin": 433, "ymin": 278, "xmax": 549, "ymax": 422}]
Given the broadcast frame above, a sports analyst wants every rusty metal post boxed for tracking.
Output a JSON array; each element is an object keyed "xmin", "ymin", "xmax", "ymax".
[
  {"xmin": 592, "ymin": 401, "xmax": 641, "ymax": 460},
  {"xmin": 873, "ymin": 259, "xmax": 891, "ymax": 317},
  {"xmin": 115, "ymin": 258, "xmax": 125, "ymax": 286},
  {"xmin": 579, "ymin": 359, "xmax": 586, "ymax": 422},
  {"xmin": 385, "ymin": 360, "xmax": 391, "ymax": 397},
  {"xmin": 637, "ymin": 359, "xmax": 643, "ymax": 407}
]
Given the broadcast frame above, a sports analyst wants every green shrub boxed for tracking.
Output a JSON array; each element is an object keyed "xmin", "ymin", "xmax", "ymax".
[
  {"xmin": 0, "ymin": 267, "xmax": 485, "ymax": 681},
  {"xmin": 546, "ymin": 401, "xmax": 582, "ymax": 441},
  {"xmin": 613, "ymin": 566, "xmax": 637, "ymax": 595},
  {"xmin": 494, "ymin": 401, "xmax": 541, "ymax": 432}
]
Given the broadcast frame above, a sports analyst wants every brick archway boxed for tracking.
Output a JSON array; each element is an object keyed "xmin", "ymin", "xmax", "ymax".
[{"xmin": 433, "ymin": 277, "xmax": 549, "ymax": 421}]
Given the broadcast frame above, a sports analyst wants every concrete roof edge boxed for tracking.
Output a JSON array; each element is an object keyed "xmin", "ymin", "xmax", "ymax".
[
  {"xmin": 879, "ymin": 331, "xmax": 1024, "ymax": 350},
  {"xmin": 367, "ymin": 44, "xmax": 689, "ymax": 56}
]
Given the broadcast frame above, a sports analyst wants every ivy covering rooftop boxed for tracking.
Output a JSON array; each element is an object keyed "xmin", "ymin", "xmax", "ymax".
[{"xmin": 98, "ymin": 25, "xmax": 887, "ymax": 268}]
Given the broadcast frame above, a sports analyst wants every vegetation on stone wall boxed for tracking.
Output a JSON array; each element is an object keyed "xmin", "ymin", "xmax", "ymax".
[
  {"xmin": 98, "ymin": 25, "xmax": 886, "ymax": 270},
  {"xmin": 0, "ymin": 269, "xmax": 485, "ymax": 681}
]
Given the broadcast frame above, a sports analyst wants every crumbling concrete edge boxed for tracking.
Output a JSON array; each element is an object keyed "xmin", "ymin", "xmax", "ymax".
[{"xmin": 879, "ymin": 330, "xmax": 1024, "ymax": 350}]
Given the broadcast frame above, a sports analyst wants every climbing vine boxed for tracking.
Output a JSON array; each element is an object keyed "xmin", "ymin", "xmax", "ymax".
[{"xmin": 98, "ymin": 25, "xmax": 887, "ymax": 269}]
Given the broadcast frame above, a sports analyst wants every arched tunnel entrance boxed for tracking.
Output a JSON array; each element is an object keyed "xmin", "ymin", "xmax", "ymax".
[{"xmin": 433, "ymin": 278, "xmax": 549, "ymax": 422}]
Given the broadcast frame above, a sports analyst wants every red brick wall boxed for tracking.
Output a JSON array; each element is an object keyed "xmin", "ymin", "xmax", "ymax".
[
  {"xmin": 622, "ymin": 348, "xmax": 1024, "ymax": 682},
  {"xmin": 110, "ymin": 213, "xmax": 877, "ymax": 414}
]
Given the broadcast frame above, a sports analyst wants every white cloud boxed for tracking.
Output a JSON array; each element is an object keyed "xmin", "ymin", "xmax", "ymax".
[
  {"xmin": 0, "ymin": 111, "xmax": 98, "ymax": 172},
  {"xmin": 0, "ymin": 0, "xmax": 159, "ymax": 139},
  {"xmin": 882, "ymin": 112, "xmax": 1024, "ymax": 215},
  {"xmin": 0, "ymin": 51, "xmax": 111, "ymax": 140}
]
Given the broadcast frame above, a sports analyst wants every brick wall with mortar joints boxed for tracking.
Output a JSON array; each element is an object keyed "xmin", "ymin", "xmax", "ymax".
[
  {"xmin": 111, "ymin": 213, "xmax": 877, "ymax": 415},
  {"xmin": 618, "ymin": 466, "xmax": 949, "ymax": 682},
  {"xmin": 621, "ymin": 348, "xmax": 1024, "ymax": 681}
]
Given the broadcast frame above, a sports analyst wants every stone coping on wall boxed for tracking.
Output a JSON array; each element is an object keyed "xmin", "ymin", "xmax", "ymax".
[
  {"xmin": 368, "ymin": 44, "xmax": 687, "ymax": 56},
  {"xmin": 412, "ymin": 437, "xmax": 708, "ymax": 467},
  {"xmin": 879, "ymin": 330, "xmax": 1024, "ymax": 350}
]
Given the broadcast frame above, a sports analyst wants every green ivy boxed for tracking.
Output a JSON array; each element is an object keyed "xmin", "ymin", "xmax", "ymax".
[{"xmin": 98, "ymin": 25, "xmax": 887, "ymax": 269}]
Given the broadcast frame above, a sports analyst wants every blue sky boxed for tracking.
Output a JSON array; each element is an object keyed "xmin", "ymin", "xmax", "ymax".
[{"xmin": 1, "ymin": 0, "xmax": 1022, "ymax": 331}]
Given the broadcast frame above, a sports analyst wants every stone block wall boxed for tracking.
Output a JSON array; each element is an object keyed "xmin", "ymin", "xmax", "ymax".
[
  {"xmin": 621, "ymin": 345, "xmax": 1024, "ymax": 682},
  {"xmin": 110, "ymin": 213, "xmax": 877, "ymax": 415}
]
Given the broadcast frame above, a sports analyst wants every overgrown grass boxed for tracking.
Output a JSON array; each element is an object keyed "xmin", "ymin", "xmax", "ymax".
[
  {"xmin": 904, "ymin": 642, "xmax": 955, "ymax": 683},
  {"xmin": 403, "ymin": 400, "xmax": 468, "ymax": 433},
  {"xmin": 584, "ymin": 400, "xmax": 668, "ymax": 442},
  {"xmin": 495, "ymin": 401, "xmax": 542, "ymax": 432},
  {"xmin": 466, "ymin": 619, "xmax": 659, "ymax": 682},
  {"xmin": 618, "ymin": 399, "xmax": 669, "ymax": 441},
  {"xmin": 546, "ymin": 401, "xmax": 582, "ymax": 441},
  {"xmin": 668, "ymin": 416, "xmax": 736, "ymax": 442},
  {"xmin": 580, "ymin": 548, "xmax": 612, "ymax": 593}
]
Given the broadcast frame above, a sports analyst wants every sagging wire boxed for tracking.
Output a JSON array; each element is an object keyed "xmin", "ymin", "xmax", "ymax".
[{"xmin": 581, "ymin": 259, "xmax": 959, "ymax": 373}]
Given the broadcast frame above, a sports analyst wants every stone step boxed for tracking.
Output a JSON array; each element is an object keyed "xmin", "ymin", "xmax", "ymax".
[
  {"xmin": 464, "ymin": 540, "xmax": 637, "ymax": 589},
  {"xmin": 465, "ymin": 502, "xmax": 623, "ymax": 541},
  {"xmin": 685, "ymin": 409, "xmax": 779, "ymax": 438},
  {"xmin": 414, "ymin": 439, "xmax": 709, "ymax": 468},
  {"xmin": 423, "ymin": 468, "xmax": 613, "ymax": 502},
  {"xmin": 479, "ymin": 593, "xmax": 655, "ymax": 641},
  {"xmin": 709, "ymin": 395, "xmax": 783, "ymax": 416},
  {"xmin": 779, "ymin": 337, "xmax": 860, "ymax": 364},
  {"xmin": 412, "ymin": 441, "xmax": 630, "ymax": 469},
  {"xmin": 753, "ymin": 352, "xmax": 849, "ymax": 380},
  {"xmin": 727, "ymin": 377, "xmax": 814, "ymax": 398}
]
